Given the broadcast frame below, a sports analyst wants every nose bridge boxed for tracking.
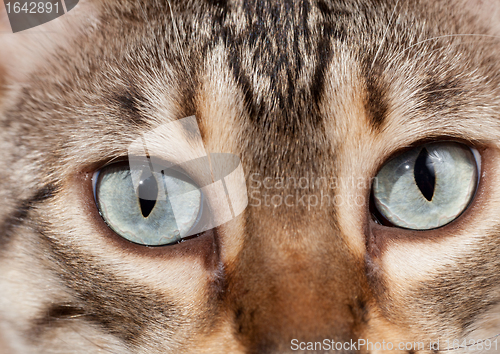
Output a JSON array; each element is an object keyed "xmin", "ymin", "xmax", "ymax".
[{"xmin": 227, "ymin": 204, "xmax": 367, "ymax": 353}]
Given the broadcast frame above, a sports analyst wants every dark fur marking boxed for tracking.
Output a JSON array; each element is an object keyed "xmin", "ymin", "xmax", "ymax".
[
  {"xmin": 227, "ymin": 46, "xmax": 262, "ymax": 120},
  {"xmin": 316, "ymin": 2, "xmax": 350, "ymax": 40},
  {"xmin": 112, "ymin": 85, "xmax": 149, "ymax": 126},
  {"xmin": 36, "ymin": 232, "xmax": 179, "ymax": 345},
  {"xmin": 420, "ymin": 77, "xmax": 465, "ymax": 110},
  {"xmin": 317, "ymin": 0, "xmax": 331, "ymax": 15},
  {"xmin": 206, "ymin": 0, "xmax": 229, "ymax": 32},
  {"xmin": 0, "ymin": 184, "xmax": 58, "ymax": 249},
  {"xmin": 348, "ymin": 297, "xmax": 368, "ymax": 325},
  {"xmin": 363, "ymin": 70, "xmax": 389, "ymax": 130},
  {"xmin": 206, "ymin": 0, "xmax": 228, "ymax": 10},
  {"xmin": 179, "ymin": 76, "xmax": 199, "ymax": 118},
  {"xmin": 310, "ymin": 38, "xmax": 333, "ymax": 108},
  {"xmin": 201, "ymin": 0, "xmax": 345, "ymax": 146},
  {"xmin": 360, "ymin": 44, "xmax": 390, "ymax": 130},
  {"xmin": 32, "ymin": 304, "xmax": 87, "ymax": 336},
  {"xmin": 47, "ymin": 304, "xmax": 86, "ymax": 320},
  {"xmin": 234, "ymin": 306, "xmax": 245, "ymax": 335}
]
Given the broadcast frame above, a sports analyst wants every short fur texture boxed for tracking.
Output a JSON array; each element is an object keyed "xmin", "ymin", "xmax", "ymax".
[{"xmin": 1, "ymin": 0, "xmax": 500, "ymax": 353}]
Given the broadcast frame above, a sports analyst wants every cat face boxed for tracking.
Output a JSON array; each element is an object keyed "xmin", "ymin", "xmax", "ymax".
[{"xmin": 1, "ymin": 0, "xmax": 500, "ymax": 353}]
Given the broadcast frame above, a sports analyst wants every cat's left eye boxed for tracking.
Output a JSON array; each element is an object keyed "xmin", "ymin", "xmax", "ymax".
[
  {"xmin": 371, "ymin": 142, "xmax": 479, "ymax": 230},
  {"xmin": 93, "ymin": 163, "xmax": 203, "ymax": 246}
]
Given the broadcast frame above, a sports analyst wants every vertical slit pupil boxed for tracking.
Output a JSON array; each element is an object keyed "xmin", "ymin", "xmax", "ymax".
[
  {"xmin": 414, "ymin": 148, "xmax": 436, "ymax": 201},
  {"xmin": 138, "ymin": 173, "xmax": 158, "ymax": 218}
]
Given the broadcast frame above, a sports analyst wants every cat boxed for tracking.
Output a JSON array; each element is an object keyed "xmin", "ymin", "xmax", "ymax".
[{"xmin": 1, "ymin": 0, "xmax": 500, "ymax": 353}]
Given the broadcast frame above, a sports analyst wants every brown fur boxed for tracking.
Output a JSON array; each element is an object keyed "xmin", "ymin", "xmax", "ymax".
[{"xmin": 1, "ymin": 0, "xmax": 500, "ymax": 353}]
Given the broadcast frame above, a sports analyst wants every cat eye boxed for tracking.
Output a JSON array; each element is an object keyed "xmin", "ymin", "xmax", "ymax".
[
  {"xmin": 372, "ymin": 142, "xmax": 479, "ymax": 230},
  {"xmin": 93, "ymin": 163, "xmax": 203, "ymax": 246}
]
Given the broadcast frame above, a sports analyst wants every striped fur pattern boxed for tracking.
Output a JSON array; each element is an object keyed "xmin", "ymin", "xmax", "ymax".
[{"xmin": 1, "ymin": 0, "xmax": 500, "ymax": 353}]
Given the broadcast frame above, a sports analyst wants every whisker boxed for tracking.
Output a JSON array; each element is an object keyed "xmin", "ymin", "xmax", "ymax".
[
  {"xmin": 404, "ymin": 34, "xmax": 500, "ymax": 54},
  {"xmin": 419, "ymin": 38, "xmax": 500, "ymax": 60},
  {"xmin": 166, "ymin": 0, "xmax": 191, "ymax": 85},
  {"xmin": 371, "ymin": 0, "xmax": 401, "ymax": 69},
  {"xmin": 423, "ymin": 88, "xmax": 465, "ymax": 95},
  {"xmin": 387, "ymin": 34, "xmax": 500, "ymax": 69}
]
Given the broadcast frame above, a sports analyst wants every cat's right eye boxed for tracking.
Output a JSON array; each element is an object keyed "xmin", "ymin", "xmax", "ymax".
[{"xmin": 93, "ymin": 163, "xmax": 203, "ymax": 246}]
